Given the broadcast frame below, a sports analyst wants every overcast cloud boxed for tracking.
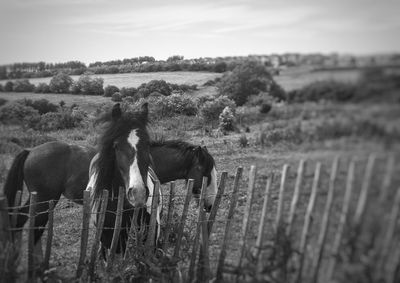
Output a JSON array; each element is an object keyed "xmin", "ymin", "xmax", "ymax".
[{"xmin": 0, "ymin": 0, "xmax": 399, "ymax": 64}]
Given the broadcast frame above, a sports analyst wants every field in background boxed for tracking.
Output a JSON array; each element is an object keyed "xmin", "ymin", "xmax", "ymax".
[
  {"xmin": 0, "ymin": 71, "xmax": 222, "ymax": 89},
  {"xmin": 1, "ymin": 68, "xmax": 398, "ymax": 281}
]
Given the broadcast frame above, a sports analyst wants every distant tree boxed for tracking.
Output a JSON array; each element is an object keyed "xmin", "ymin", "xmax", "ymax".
[
  {"xmin": 218, "ymin": 60, "xmax": 276, "ymax": 106},
  {"xmin": 167, "ymin": 55, "xmax": 184, "ymax": 63},
  {"xmin": 13, "ymin": 79, "xmax": 35, "ymax": 92},
  {"xmin": 104, "ymin": 85, "xmax": 120, "ymax": 97},
  {"xmin": 75, "ymin": 75, "xmax": 104, "ymax": 95},
  {"xmin": 4, "ymin": 81, "xmax": 14, "ymax": 92},
  {"xmin": 49, "ymin": 73, "xmax": 73, "ymax": 93}
]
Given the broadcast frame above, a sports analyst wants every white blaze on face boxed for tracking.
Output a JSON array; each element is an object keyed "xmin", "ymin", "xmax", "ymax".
[
  {"xmin": 205, "ymin": 166, "xmax": 218, "ymax": 209},
  {"xmin": 127, "ymin": 129, "xmax": 146, "ymax": 206}
]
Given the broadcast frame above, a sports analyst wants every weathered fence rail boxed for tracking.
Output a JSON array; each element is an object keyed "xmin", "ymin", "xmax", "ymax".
[{"xmin": 1, "ymin": 154, "xmax": 399, "ymax": 282}]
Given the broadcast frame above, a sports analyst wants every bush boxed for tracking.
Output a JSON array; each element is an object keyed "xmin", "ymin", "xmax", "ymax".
[
  {"xmin": 199, "ymin": 96, "xmax": 236, "ymax": 122},
  {"xmin": 75, "ymin": 75, "xmax": 104, "ymax": 95},
  {"xmin": 260, "ymin": 103, "xmax": 272, "ymax": 114},
  {"xmin": 219, "ymin": 106, "xmax": 236, "ymax": 132},
  {"xmin": 218, "ymin": 61, "xmax": 276, "ymax": 106},
  {"xmin": 287, "ymin": 81, "xmax": 355, "ymax": 103},
  {"xmin": 0, "ymin": 102, "xmax": 40, "ymax": 126},
  {"xmin": 34, "ymin": 83, "xmax": 51, "ymax": 93},
  {"xmin": 239, "ymin": 134, "xmax": 248, "ymax": 147},
  {"xmin": 0, "ymin": 98, "xmax": 7, "ymax": 107},
  {"xmin": 111, "ymin": 92, "xmax": 123, "ymax": 102},
  {"xmin": 151, "ymin": 94, "xmax": 198, "ymax": 118},
  {"xmin": 49, "ymin": 73, "xmax": 73, "ymax": 93},
  {"xmin": 18, "ymin": 98, "xmax": 58, "ymax": 114},
  {"xmin": 34, "ymin": 107, "xmax": 87, "ymax": 131},
  {"xmin": 12, "ymin": 79, "xmax": 35, "ymax": 92},
  {"xmin": 169, "ymin": 83, "xmax": 197, "ymax": 94},
  {"xmin": 137, "ymin": 80, "xmax": 171, "ymax": 98},
  {"xmin": 120, "ymin": 87, "xmax": 137, "ymax": 97},
  {"xmin": 4, "ymin": 81, "xmax": 13, "ymax": 92},
  {"xmin": 104, "ymin": 85, "xmax": 120, "ymax": 97}
]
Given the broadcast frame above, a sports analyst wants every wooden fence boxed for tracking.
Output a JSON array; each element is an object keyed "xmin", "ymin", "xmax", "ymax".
[{"xmin": 0, "ymin": 154, "xmax": 399, "ymax": 282}]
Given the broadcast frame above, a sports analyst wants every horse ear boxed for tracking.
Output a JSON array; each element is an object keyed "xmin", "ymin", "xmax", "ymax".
[
  {"xmin": 111, "ymin": 103, "xmax": 122, "ymax": 120},
  {"xmin": 139, "ymin": 102, "xmax": 149, "ymax": 123}
]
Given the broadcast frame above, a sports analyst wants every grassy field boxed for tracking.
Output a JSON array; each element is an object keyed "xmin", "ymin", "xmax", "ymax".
[
  {"xmin": 1, "ymin": 69, "xmax": 399, "ymax": 282},
  {"xmin": 0, "ymin": 71, "xmax": 222, "ymax": 89}
]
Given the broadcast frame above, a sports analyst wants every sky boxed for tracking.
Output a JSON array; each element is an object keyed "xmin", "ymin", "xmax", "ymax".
[{"xmin": 0, "ymin": 0, "xmax": 399, "ymax": 65}]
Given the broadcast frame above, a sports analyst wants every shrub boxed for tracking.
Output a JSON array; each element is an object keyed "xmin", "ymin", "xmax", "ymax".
[
  {"xmin": 34, "ymin": 107, "xmax": 87, "ymax": 131},
  {"xmin": 4, "ymin": 81, "xmax": 13, "ymax": 92},
  {"xmin": 0, "ymin": 102, "xmax": 40, "ymax": 126},
  {"xmin": 219, "ymin": 106, "xmax": 236, "ymax": 132},
  {"xmin": 137, "ymin": 80, "xmax": 171, "ymax": 98},
  {"xmin": 49, "ymin": 73, "xmax": 73, "ymax": 93},
  {"xmin": 18, "ymin": 98, "xmax": 58, "ymax": 114},
  {"xmin": 120, "ymin": 87, "xmax": 137, "ymax": 97},
  {"xmin": 151, "ymin": 94, "xmax": 198, "ymax": 118},
  {"xmin": 111, "ymin": 92, "xmax": 123, "ymax": 102},
  {"xmin": 218, "ymin": 61, "xmax": 276, "ymax": 105},
  {"xmin": 199, "ymin": 96, "xmax": 236, "ymax": 122},
  {"xmin": 0, "ymin": 98, "xmax": 7, "ymax": 107},
  {"xmin": 260, "ymin": 103, "xmax": 272, "ymax": 114},
  {"xmin": 104, "ymin": 85, "xmax": 120, "ymax": 97},
  {"xmin": 169, "ymin": 83, "xmax": 197, "ymax": 94},
  {"xmin": 34, "ymin": 83, "xmax": 51, "ymax": 93},
  {"xmin": 75, "ymin": 75, "xmax": 104, "ymax": 95},
  {"xmin": 239, "ymin": 134, "xmax": 248, "ymax": 147},
  {"xmin": 287, "ymin": 81, "xmax": 355, "ymax": 103},
  {"xmin": 12, "ymin": 79, "xmax": 35, "ymax": 92}
]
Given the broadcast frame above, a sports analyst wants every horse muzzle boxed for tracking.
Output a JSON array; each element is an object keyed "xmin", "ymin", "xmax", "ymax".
[{"xmin": 127, "ymin": 186, "xmax": 147, "ymax": 207}]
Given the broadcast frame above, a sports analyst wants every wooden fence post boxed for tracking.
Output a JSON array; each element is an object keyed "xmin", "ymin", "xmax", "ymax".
[
  {"xmin": 188, "ymin": 177, "xmax": 207, "ymax": 283},
  {"xmin": 197, "ymin": 172, "xmax": 228, "ymax": 281},
  {"xmin": 216, "ymin": 167, "xmax": 243, "ymax": 282},
  {"xmin": 125, "ymin": 206, "xmax": 140, "ymax": 260},
  {"xmin": 255, "ymin": 174, "xmax": 273, "ymax": 274},
  {"xmin": 173, "ymin": 179, "xmax": 193, "ymax": 259},
  {"xmin": 235, "ymin": 165, "xmax": 257, "ymax": 283},
  {"xmin": 43, "ymin": 200, "xmax": 55, "ymax": 271},
  {"xmin": 275, "ymin": 164, "xmax": 289, "ymax": 231},
  {"xmin": 295, "ymin": 162, "xmax": 321, "ymax": 283},
  {"xmin": 145, "ymin": 180, "xmax": 161, "ymax": 257},
  {"xmin": 287, "ymin": 160, "xmax": 306, "ymax": 236},
  {"xmin": 353, "ymin": 154, "xmax": 376, "ymax": 230},
  {"xmin": 379, "ymin": 156, "xmax": 395, "ymax": 204},
  {"xmin": 107, "ymin": 187, "xmax": 125, "ymax": 271},
  {"xmin": 207, "ymin": 171, "xmax": 228, "ymax": 233},
  {"xmin": 76, "ymin": 190, "xmax": 91, "ymax": 278},
  {"xmin": 163, "ymin": 181, "xmax": 176, "ymax": 251},
  {"xmin": 326, "ymin": 158, "xmax": 356, "ymax": 281},
  {"xmin": 89, "ymin": 189, "xmax": 109, "ymax": 278},
  {"xmin": 28, "ymin": 192, "xmax": 38, "ymax": 281},
  {"xmin": 377, "ymin": 187, "xmax": 400, "ymax": 277},
  {"xmin": 310, "ymin": 156, "xmax": 339, "ymax": 283}
]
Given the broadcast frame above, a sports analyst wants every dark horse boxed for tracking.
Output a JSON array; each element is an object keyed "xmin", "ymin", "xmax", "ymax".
[
  {"xmin": 2, "ymin": 110, "xmax": 218, "ymax": 251},
  {"xmin": 86, "ymin": 102, "xmax": 160, "ymax": 254}
]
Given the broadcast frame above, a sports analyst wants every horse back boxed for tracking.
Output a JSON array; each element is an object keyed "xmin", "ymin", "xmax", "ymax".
[{"xmin": 23, "ymin": 141, "xmax": 95, "ymax": 200}]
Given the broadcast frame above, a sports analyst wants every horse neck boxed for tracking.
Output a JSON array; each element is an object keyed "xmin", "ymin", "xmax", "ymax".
[{"xmin": 151, "ymin": 146, "xmax": 195, "ymax": 183}]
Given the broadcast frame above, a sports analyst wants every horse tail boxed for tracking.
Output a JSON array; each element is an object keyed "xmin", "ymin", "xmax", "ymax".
[{"xmin": 3, "ymin": 149, "xmax": 30, "ymax": 207}]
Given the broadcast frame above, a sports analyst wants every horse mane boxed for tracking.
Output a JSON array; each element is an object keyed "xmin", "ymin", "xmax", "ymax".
[
  {"xmin": 93, "ymin": 110, "xmax": 150, "ymax": 201},
  {"xmin": 150, "ymin": 138, "xmax": 215, "ymax": 175}
]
